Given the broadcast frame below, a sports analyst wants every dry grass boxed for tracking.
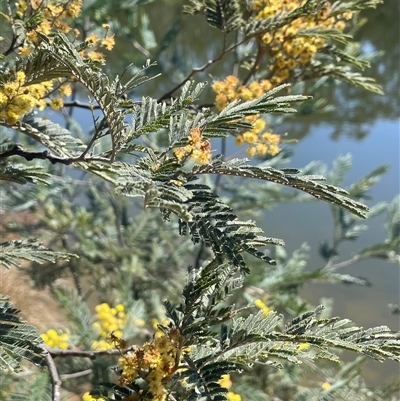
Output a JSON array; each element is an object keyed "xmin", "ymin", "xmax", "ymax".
[{"xmin": 0, "ymin": 267, "xmax": 68, "ymax": 330}]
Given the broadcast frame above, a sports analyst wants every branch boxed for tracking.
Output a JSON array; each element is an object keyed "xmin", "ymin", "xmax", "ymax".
[
  {"xmin": 60, "ymin": 99, "xmax": 141, "ymax": 110},
  {"xmin": 59, "ymin": 368, "xmax": 92, "ymax": 380},
  {"xmin": 47, "ymin": 345, "xmax": 137, "ymax": 359},
  {"xmin": 60, "ymin": 99, "xmax": 103, "ymax": 109},
  {"xmin": 327, "ymin": 255, "xmax": 365, "ymax": 270},
  {"xmin": 157, "ymin": 37, "xmax": 248, "ymax": 102},
  {"xmin": 41, "ymin": 345, "xmax": 61, "ymax": 401},
  {"xmin": 0, "ymin": 144, "xmax": 111, "ymax": 165}
]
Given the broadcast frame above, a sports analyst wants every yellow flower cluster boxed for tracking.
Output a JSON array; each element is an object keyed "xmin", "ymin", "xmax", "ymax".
[
  {"xmin": 82, "ymin": 392, "xmax": 104, "ymax": 401},
  {"xmin": 297, "ymin": 343, "xmax": 310, "ymax": 351},
  {"xmin": 0, "ymin": 71, "xmax": 50, "ymax": 124},
  {"xmin": 254, "ymin": 298, "xmax": 271, "ymax": 317},
  {"xmin": 212, "ymin": 75, "xmax": 272, "ymax": 111},
  {"xmin": 174, "ymin": 127, "xmax": 212, "ymax": 165},
  {"xmin": 212, "ymin": 2, "xmax": 355, "ymax": 157},
  {"xmin": 218, "ymin": 374, "xmax": 232, "ymax": 389},
  {"xmin": 118, "ymin": 328, "xmax": 182, "ymax": 401},
  {"xmin": 227, "ymin": 393, "xmax": 241, "ymax": 401},
  {"xmin": 16, "ymin": 0, "xmax": 83, "ymax": 43},
  {"xmin": 32, "ymin": 0, "xmax": 113, "ymax": 57},
  {"xmin": 41, "ymin": 329, "xmax": 69, "ymax": 349},
  {"xmin": 91, "ymin": 303, "xmax": 127, "ymax": 350},
  {"xmin": 238, "ymin": 118, "xmax": 280, "ymax": 157},
  {"xmin": 0, "ymin": 0, "xmax": 117, "ymax": 127},
  {"xmin": 322, "ymin": 381, "xmax": 331, "ymax": 390},
  {"xmin": 212, "ymin": 76, "xmax": 280, "ymax": 157},
  {"xmin": 252, "ymin": 0, "xmax": 353, "ymax": 85},
  {"xmin": 218, "ymin": 375, "xmax": 241, "ymax": 401}
]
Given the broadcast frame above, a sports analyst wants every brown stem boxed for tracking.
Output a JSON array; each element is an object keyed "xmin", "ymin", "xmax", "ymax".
[
  {"xmin": 60, "ymin": 369, "xmax": 93, "ymax": 380},
  {"xmin": 48, "ymin": 345, "xmax": 136, "ymax": 359},
  {"xmin": 157, "ymin": 36, "xmax": 251, "ymax": 102},
  {"xmin": 0, "ymin": 144, "xmax": 112, "ymax": 165},
  {"xmin": 41, "ymin": 345, "xmax": 62, "ymax": 401}
]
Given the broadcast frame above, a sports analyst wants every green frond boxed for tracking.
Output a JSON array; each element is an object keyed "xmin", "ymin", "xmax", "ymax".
[
  {"xmin": 20, "ymin": 114, "xmax": 86, "ymax": 158},
  {"xmin": 0, "ymin": 238, "xmax": 76, "ymax": 269},
  {"xmin": 24, "ymin": 44, "xmax": 72, "ymax": 85},
  {"xmin": 329, "ymin": 0, "xmax": 383, "ymax": 16},
  {"xmin": 207, "ymin": 85, "xmax": 309, "ymax": 132},
  {"xmin": 139, "ymin": 13, "xmax": 156, "ymax": 50},
  {"xmin": 243, "ymin": 0, "xmax": 322, "ymax": 37},
  {"xmin": 34, "ymin": 33, "xmax": 127, "ymax": 159},
  {"xmin": 281, "ymin": 307, "xmax": 400, "ymax": 363},
  {"xmin": 115, "ymin": 161, "xmax": 194, "ymax": 220},
  {"xmin": 295, "ymin": 27, "xmax": 352, "ymax": 45},
  {"xmin": 182, "ymin": 356, "xmax": 238, "ymax": 401},
  {"xmin": 312, "ymin": 64, "xmax": 383, "ymax": 95},
  {"xmin": 384, "ymin": 195, "xmax": 400, "ymax": 245},
  {"xmin": 0, "ymin": 296, "xmax": 45, "ymax": 371},
  {"xmin": 203, "ymin": 0, "xmax": 243, "ymax": 33},
  {"xmin": 347, "ymin": 164, "xmax": 389, "ymax": 200},
  {"xmin": 53, "ymin": 288, "xmax": 94, "ymax": 342},
  {"xmin": 358, "ymin": 195, "xmax": 400, "ymax": 263},
  {"xmin": 0, "ymin": 161, "xmax": 50, "ymax": 185},
  {"xmin": 90, "ymin": 382, "xmax": 137, "ymax": 401},
  {"xmin": 322, "ymin": 46, "xmax": 372, "ymax": 71},
  {"xmin": 125, "ymin": 81, "xmax": 206, "ymax": 143},
  {"xmin": 120, "ymin": 59, "xmax": 159, "ymax": 95},
  {"xmin": 181, "ymin": 305, "xmax": 400, "ymax": 374},
  {"xmin": 157, "ymin": 16, "xmax": 182, "ymax": 55},
  {"xmin": 178, "ymin": 182, "xmax": 279, "ymax": 272},
  {"xmin": 192, "ymin": 158, "xmax": 369, "ymax": 218},
  {"xmin": 176, "ymin": 261, "xmax": 244, "ymax": 338}
]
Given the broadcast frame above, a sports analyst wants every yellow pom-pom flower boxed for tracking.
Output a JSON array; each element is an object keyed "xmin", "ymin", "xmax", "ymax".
[
  {"xmin": 41, "ymin": 329, "xmax": 69, "ymax": 349},
  {"xmin": 218, "ymin": 374, "xmax": 232, "ymax": 389},
  {"xmin": 254, "ymin": 298, "xmax": 271, "ymax": 317},
  {"xmin": 82, "ymin": 392, "xmax": 104, "ymax": 401},
  {"xmin": 227, "ymin": 392, "xmax": 241, "ymax": 401}
]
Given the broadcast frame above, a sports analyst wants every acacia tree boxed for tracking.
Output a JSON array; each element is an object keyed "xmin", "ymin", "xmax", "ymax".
[{"xmin": 0, "ymin": 1, "xmax": 399, "ymax": 400}]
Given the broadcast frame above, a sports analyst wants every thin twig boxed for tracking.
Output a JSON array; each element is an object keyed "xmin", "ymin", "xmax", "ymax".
[
  {"xmin": 60, "ymin": 369, "xmax": 93, "ymax": 380},
  {"xmin": 132, "ymin": 40, "xmax": 152, "ymax": 58},
  {"xmin": 157, "ymin": 37, "xmax": 250, "ymax": 102},
  {"xmin": 60, "ymin": 99, "xmax": 141, "ymax": 110},
  {"xmin": 0, "ymin": 144, "xmax": 112, "ymax": 165},
  {"xmin": 328, "ymin": 255, "xmax": 363, "ymax": 270},
  {"xmin": 242, "ymin": 38, "xmax": 265, "ymax": 85},
  {"xmin": 48, "ymin": 345, "xmax": 136, "ymax": 359},
  {"xmin": 41, "ymin": 345, "xmax": 61, "ymax": 401},
  {"xmin": 213, "ymin": 137, "xmax": 226, "ymax": 191},
  {"xmin": 61, "ymin": 236, "xmax": 83, "ymax": 297}
]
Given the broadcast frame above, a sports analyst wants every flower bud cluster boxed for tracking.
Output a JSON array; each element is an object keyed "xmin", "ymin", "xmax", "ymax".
[
  {"xmin": 174, "ymin": 127, "xmax": 212, "ymax": 165},
  {"xmin": 117, "ymin": 327, "xmax": 182, "ymax": 401}
]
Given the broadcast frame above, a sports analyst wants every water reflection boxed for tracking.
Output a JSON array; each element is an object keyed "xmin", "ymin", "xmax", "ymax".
[{"xmin": 104, "ymin": 0, "xmax": 399, "ymax": 142}]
